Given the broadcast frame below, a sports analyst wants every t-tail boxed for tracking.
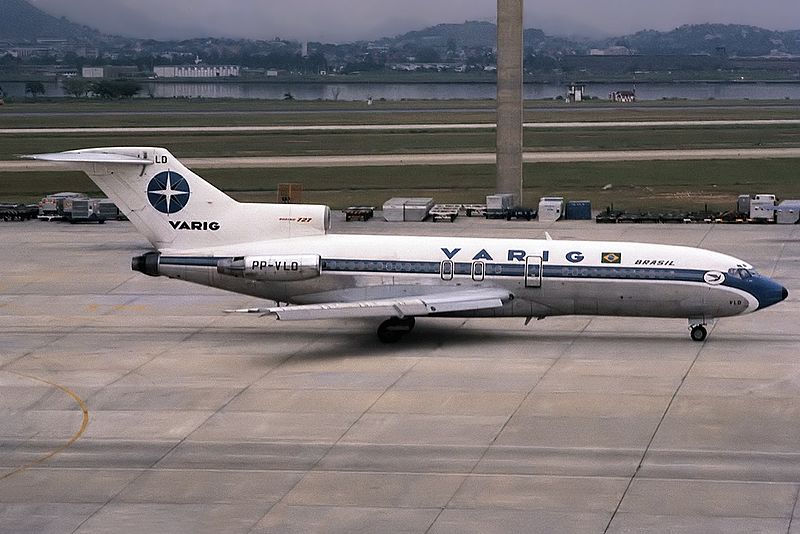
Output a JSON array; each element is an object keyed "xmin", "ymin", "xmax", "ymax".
[{"xmin": 26, "ymin": 147, "xmax": 330, "ymax": 252}]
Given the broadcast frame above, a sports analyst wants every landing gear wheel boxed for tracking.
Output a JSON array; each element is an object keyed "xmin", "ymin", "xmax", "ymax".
[
  {"xmin": 377, "ymin": 326, "xmax": 402, "ymax": 343},
  {"xmin": 377, "ymin": 317, "xmax": 415, "ymax": 344},
  {"xmin": 690, "ymin": 325, "xmax": 707, "ymax": 342}
]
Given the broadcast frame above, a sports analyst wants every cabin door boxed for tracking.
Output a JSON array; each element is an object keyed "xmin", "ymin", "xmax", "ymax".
[{"xmin": 525, "ymin": 256, "xmax": 542, "ymax": 288}]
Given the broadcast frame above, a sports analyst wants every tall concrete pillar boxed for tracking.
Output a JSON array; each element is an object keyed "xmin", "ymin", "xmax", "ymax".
[{"xmin": 496, "ymin": 0, "xmax": 524, "ymax": 203}]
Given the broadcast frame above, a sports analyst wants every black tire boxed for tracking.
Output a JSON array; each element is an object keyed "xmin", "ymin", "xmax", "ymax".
[
  {"xmin": 377, "ymin": 317, "xmax": 415, "ymax": 343},
  {"xmin": 377, "ymin": 326, "xmax": 402, "ymax": 343},
  {"xmin": 690, "ymin": 325, "xmax": 707, "ymax": 342}
]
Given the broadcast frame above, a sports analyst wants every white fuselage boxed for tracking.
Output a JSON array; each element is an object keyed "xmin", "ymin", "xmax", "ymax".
[{"xmin": 154, "ymin": 234, "xmax": 782, "ymax": 322}]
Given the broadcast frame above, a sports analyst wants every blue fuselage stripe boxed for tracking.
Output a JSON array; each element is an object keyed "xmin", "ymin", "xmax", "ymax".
[
  {"xmin": 319, "ymin": 258, "xmax": 706, "ymax": 282},
  {"xmin": 158, "ymin": 256, "xmax": 710, "ymax": 284}
]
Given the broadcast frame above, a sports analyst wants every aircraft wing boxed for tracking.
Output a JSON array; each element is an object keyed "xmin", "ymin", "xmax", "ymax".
[{"xmin": 226, "ymin": 288, "xmax": 513, "ymax": 320}]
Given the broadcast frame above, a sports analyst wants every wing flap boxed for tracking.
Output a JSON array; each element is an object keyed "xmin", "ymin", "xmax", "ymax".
[{"xmin": 226, "ymin": 288, "xmax": 512, "ymax": 321}]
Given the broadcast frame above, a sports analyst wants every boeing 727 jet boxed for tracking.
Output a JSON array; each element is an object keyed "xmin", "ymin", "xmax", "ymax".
[{"xmin": 28, "ymin": 147, "xmax": 788, "ymax": 342}]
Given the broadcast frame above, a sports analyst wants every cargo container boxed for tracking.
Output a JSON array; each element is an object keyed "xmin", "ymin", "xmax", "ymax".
[
  {"xmin": 382, "ymin": 198, "xmax": 434, "ymax": 222},
  {"xmin": 68, "ymin": 198, "xmax": 119, "ymax": 223},
  {"xmin": 485, "ymin": 194, "xmax": 516, "ymax": 219},
  {"xmin": 95, "ymin": 199, "xmax": 120, "ymax": 220},
  {"xmin": 776, "ymin": 200, "xmax": 800, "ymax": 224},
  {"xmin": 486, "ymin": 194, "xmax": 515, "ymax": 210},
  {"xmin": 736, "ymin": 195, "xmax": 751, "ymax": 216},
  {"xmin": 750, "ymin": 194, "xmax": 777, "ymax": 221},
  {"xmin": 538, "ymin": 197, "xmax": 564, "ymax": 222},
  {"xmin": 565, "ymin": 200, "xmax": 592, "ymax": 220}
]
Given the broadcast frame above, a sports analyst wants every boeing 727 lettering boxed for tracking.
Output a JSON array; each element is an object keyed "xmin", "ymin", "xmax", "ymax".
[{"xmin": 27, "ymin": 147, "xmax": 788, "ymax": 343}]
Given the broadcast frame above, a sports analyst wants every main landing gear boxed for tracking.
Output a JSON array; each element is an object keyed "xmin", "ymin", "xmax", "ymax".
[
  {"xmin": 689, "ymin": 323, "xmax": 708, "ymax": 342},
  {"xmin": 377, "ymin": 317, "xmax": 415, "ymax": 343}
]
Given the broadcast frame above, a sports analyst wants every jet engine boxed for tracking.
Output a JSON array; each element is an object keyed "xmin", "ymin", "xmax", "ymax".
[{"xmin": 217, "ymin": 255, "xmax": 321, "ymax": 281}]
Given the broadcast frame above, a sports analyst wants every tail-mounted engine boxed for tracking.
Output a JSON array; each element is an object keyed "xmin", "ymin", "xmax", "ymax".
[
  {"xmin": 217, "ymin": 255, "xmax": 321, "ymax": 281},
  {"xmin": 132, "ymin": 252, "xmax": 160, "ymax": 277}
]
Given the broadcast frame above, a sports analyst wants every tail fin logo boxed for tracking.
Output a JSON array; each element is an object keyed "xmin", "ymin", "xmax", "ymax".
[{"xmin": 147, "ymin": 171, "xmax": 190, "ymax": 214}]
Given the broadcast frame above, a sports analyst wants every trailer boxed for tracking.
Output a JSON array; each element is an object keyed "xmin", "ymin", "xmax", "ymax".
[
  {"xmin": 343, "ymin": 206, "xmax": 375, "ymax": 222},
  {"xmin": 0, "ymin": 204, "xmax": 39, "ymax": 221},
  {"xmin": 429, "ymin": 204, "xmax": 461, "ymax": 222},
  {"xmin": 462, "ymin": 204, "xmax": 487, "ymax": 217},
  {"xmin": 504, "ymin": 206, "xmax": 536, "ymax": 221}
]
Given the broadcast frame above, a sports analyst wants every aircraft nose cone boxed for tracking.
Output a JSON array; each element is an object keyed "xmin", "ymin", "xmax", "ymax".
[
  {"xmin": 750, "ymin": 278, "xmax": 789, "ymax": 310},
  {"xmin": 761, "ymin": 281, "xmax": 789, "ymax": 309}
]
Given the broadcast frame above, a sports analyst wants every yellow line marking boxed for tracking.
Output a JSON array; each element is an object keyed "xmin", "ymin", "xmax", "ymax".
[
  {"xmin": 112, "ymin": 304, "xmax": 147, "ymax": 312},
  {"xmin": 0, "ymin": 371, "xmax": 90, "ymax": 481}
]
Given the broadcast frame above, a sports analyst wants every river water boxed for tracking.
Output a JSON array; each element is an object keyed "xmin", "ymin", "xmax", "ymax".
[{"xmin": 3, "ymin": 80, "xmax": 800, "ymax": 101}]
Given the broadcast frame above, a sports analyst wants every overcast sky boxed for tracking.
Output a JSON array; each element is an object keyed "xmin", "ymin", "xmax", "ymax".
[{"xmin": 31, "ymin": 0, "xmax": 800, "ymax": 42}]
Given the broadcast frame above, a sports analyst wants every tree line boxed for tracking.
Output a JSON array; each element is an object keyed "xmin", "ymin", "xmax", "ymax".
[{"xmin": 59, "ymin": 79, "xmax": 141, "ymax": 98}]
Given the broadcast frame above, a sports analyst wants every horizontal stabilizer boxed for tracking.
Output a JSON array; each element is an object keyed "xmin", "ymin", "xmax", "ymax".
[
  {"xmin": 24, "ymin": 150, "xmax": 154, "ymax": 165},
  {"xmin": 226, "ymin": 288, "xmax": 512, "ymax": 321}
]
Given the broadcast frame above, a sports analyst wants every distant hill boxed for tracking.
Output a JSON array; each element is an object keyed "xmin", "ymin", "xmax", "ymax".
[
  {"xmin": 390, "ymin": 21, "xmax": 497, "ymax": 49},
  {"xmin": 0, "ymin": 0, "xmax": 101, "ymax": 41},
  {"xmin": 389, "ymin": 22, "xmax": 800, "ymax": 57},
  {"xmin": 387, "ymin": 21, "xmax": 575, "ymax": 52},
  {"xmin": 608, "ymin": 24, "xmax": 800, "ymax": 56},
  {"xmin": 2, "ymin": 1, "xmax": 800, "ymax": 60}
]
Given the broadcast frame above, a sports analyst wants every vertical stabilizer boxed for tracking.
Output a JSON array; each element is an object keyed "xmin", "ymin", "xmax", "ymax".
[{"xmin": 26, "ymin": 147, "xmax": 330, "ymax": 252}]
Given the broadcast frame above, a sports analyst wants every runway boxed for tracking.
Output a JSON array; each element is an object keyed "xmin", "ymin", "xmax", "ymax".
[
  {"xmin": 6, "ymin": 147, "xmax": 800, "ymax": 172},
  {"xmin": 1, "ymin": 217, "xmax": 799, "ymax": 533},
  {"xmin": 2, "ymin": 118, "xmax": 800, "ymax": 135}
]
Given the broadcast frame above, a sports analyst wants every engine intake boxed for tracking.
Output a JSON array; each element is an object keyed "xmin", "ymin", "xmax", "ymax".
[{"xmin": 132, "ymin": 252, "xmax": 160, "ymax": 277}]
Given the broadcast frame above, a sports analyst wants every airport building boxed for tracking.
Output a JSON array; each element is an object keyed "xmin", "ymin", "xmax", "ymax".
[
  {"xmin": 153, "ymin": 65, "xmax": 241, "ymax": 78},
  {"xmin": 81, "ymin": 66, "xmax": 139, "ymax": 78}
]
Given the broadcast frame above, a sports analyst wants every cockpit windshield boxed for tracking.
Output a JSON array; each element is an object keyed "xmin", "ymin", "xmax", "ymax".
[{"xmin": 728, "ymin": 268, "xmax": 760, "ymax": 279}]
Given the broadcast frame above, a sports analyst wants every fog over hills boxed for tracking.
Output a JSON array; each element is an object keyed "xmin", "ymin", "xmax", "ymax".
[
  {"xmin": 21, "ymin": 0, "xmax": 800, "ymax": 43},
  {"xmin": 3, "ymin": 0, "xmax": 800, "ymax": 57}
]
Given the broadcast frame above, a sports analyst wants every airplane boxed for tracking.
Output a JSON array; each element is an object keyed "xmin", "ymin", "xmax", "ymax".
[{"xmin": 27, "ymin": 147, "xmax": 788, "ymax": 343}]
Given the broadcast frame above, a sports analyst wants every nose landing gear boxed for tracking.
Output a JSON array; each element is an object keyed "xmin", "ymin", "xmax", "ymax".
[{"xmin": 377, "ymin": 316, "xmax": 416, "ymax": 343}]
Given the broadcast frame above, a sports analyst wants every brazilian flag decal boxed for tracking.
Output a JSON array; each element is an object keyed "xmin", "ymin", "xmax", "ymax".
[{"xmin": 602, "ymin": 252, "xmax": 622, "ymax": 264}]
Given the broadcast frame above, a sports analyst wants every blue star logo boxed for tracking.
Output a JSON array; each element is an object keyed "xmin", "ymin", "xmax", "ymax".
[{"xmin": 147, "ymin": 171, "xmax": 190, "ymax": 214}]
